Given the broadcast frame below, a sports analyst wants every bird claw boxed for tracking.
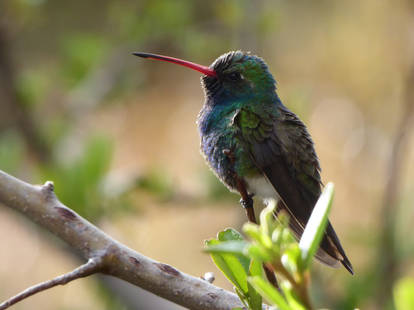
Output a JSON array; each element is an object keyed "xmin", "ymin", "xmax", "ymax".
[{"xmin": 240, "ymin": 194, "xmax": 254, "ymax": 209}]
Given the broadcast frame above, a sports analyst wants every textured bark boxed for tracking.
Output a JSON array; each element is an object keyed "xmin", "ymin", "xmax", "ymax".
[{"xmin": 0, "ymin": 170, "xmax": 244, "ymax": 310}]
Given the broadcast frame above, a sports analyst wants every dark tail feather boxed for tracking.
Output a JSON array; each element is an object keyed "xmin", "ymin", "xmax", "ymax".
[
  {"xmin": 324, "ymin": 223, "xmax": 354, "ymax": 274},
  {"xmin": 275, "ymin": 200, "xmax": 354, "ymax": 275},
  {"xmin": 322, "ymin": 222, "xmax": 354, "ymax": 274},
  {"xmin": 341, "ymin": 254, "xmax": 354, "ymax": 274}
]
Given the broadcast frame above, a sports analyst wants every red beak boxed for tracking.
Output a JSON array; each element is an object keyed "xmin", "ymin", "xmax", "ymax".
[{"xmin": 133, "ymin": 52, "xmax": 217, "ymax": 77}]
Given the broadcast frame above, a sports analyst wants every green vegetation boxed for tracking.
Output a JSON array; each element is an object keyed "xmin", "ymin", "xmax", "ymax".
[{"xmin": 205, "ymin": 183, "xmax": 335, "ymax": 309}]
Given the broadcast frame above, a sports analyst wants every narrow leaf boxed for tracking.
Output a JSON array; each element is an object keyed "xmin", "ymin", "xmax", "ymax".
[
  {"xmin": 243, "ymin": 223, "xmax": 262, "ymax": 242},
  {"xmin": 281, "ymin": 245, "xmax": 301, "ymax": 275},
  {"xmin": 249, "ymin": 258, "xmax": 263, "ymax": 278},
  {"xmin": 218, "ymin": 228, "xmax": 244, "ymax": 241},
  {"xmin": 248, "ymin": 276, "xmax": 291, "ymax": 310},
  {"xmin": 217, "ymin": 228, "xmax": 250, "ymax": 273},
  {"xmin": 205, "ymin": 230, "xmax": 250, "ymax": 294},
  {"xmin": 208, "ymin": 250, "xmax": 249, "ymax": 293},
  {"xmin": 204, "ymin": 240, "xmax": 247, "ymax": 255},
  {"xmin": 234, "ymin": 287, "xmax": 249, "ymax": 309},
  {"xmin": 299, "ymin": 182, "xmax": 334, "ymax": 269},
  {"xmin": 246, "ymin": 244, "xmax": 273, "ymax": 262},
  {"xmin": 247, "ymin": 259, "xmax": 263, "ymax": 310},
  {"xmin": 260, "ymin": 200, "xmax": 277, "ymax": 237},
  {"xmin": 281, "ymin": 281, "xmax": 307, "ymax": 310}
]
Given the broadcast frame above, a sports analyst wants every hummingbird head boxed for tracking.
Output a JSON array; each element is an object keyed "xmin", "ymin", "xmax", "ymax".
[
  {"xmin": 133, "ymin": 51, "xmax": 276, "ymax": 103},
  {"xmin": 202, "ymin": 51, "xmax": 276, "ymax": 102}
]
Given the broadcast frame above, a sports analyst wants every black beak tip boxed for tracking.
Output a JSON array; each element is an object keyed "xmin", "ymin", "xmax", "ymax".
[{"xmin": 132, "ymin": 52, "xmax": 150, "ymax": 58}]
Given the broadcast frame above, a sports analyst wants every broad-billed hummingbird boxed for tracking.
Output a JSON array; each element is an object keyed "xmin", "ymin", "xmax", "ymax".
[{"xmin": 134, "ymin": 51, "xmax": 353, "ymax": 274}]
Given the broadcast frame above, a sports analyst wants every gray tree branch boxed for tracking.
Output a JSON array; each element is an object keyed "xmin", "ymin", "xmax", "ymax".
[{"xmin": 0, "ymin": 169, "xmax": 244, "ymax": 310}]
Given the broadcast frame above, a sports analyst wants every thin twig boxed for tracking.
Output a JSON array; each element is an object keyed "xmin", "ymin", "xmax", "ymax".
[
  {"xmin": 0, "ymin": 257, "xmax": 103, "ymax": 310},
  {"xmin": 0, "ymin": 170, "xmax": 244, "ymax": 310}
]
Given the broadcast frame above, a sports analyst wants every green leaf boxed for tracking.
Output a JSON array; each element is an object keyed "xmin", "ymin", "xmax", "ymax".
[
  {"xmin": 298, "ymin": 182, "xmax": 334, "ymax": 270},
  {"xmin": 206, "ymin": 228, "xmax": 264, "ymax": 310},
  {"xmin": 280, "ymin": 281, "xmax": 307, "ymax": 310},
  {"xmin": 205, "ymin": 228, "xmax": 250, "ymax": 294},
  {"xmin": 218, "ymin": 229, "xmax": 250, "ymax": 274},
  {"xmin": 207, "ymin": 248, "xmax": 249, "ymax": 293},
  {"xmin": 218, "ymin": 228, "xmax": 244, "ymax": 241},
  {"xmin": 394, "ymin": 277, "xmax": 414, "ymax": 310},
  {"xmin": 249, "ymin": 258, "xmax": 263, "ymax": 278},
  {"xmin": 247, "ymin": 259, "xmax": 263, "ymax": 310},
  {"xmin": 248, "ymin": 276, "xmax": 291, "ymax": 310},
  {"xmin": 246, "ymin": 244, "xmax": 273, "ymax": 262},
  {"xmin": 260, "ymin": 200, "xmax": 277, "ymax": 237},
  {"xmin": 272, "ymin": 212, "xmax": 292, "ymax": 247},
  {"xmin": 206, "ymin": 240, "xmax": 248, "ymax": 293},
  {"xmin": 234, "ymin": 287, "xmax": 249, "ymax": 308},
  {"xmin": 243, "ymin": 222, "xmax": 274, "ymax": 251},
  {"xmin": 281, "ymin": 245, "xmax": 301, "ymax": 276},
  {"xmin": 243, "ymin": 223, "xmax": 262, "ymax": 242},
  {"xmin": 204, "ymin": 240, "xmax": 247, "ymax": 255}
]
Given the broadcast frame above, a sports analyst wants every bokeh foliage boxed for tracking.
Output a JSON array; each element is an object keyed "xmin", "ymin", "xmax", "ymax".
[{"xmin": 1, "ymin": 0, "xmax": 413, "ymax": 309}]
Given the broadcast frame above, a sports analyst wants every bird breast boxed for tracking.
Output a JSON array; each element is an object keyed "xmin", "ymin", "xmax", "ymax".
[{"xmin": 245, "ymin": 175, "xmax": 280, "ymax": 201}]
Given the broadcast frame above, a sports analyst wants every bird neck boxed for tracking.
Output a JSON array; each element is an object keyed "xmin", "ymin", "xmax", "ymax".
[{"xmin": 198, "ymin": 92, "xmax": 281, "ymax": 136}]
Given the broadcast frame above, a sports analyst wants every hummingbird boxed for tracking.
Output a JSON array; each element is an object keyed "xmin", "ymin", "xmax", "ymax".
[{"xmin": 133, "ymin": 51, "xmax": 353, "ymax": 274}]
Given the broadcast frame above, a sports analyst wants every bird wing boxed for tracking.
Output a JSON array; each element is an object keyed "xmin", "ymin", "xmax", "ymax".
[{"xmin": 233, "ymin": 104, "xmax": 353, "ymax": 273}]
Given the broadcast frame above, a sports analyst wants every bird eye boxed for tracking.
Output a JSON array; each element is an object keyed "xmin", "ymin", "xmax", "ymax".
[{"xmin": 228, "ymin": 72, "xmax": 243, "ymax": 81}]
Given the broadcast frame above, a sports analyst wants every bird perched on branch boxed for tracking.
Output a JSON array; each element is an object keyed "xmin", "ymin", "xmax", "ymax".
[{"xmin": 134, "ymin": 51, "xmax": 353, "ymax": 274}]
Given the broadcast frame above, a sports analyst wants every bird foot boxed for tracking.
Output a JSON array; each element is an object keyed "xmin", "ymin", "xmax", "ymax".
[
  {"xmin": 239, "ymin": 193, "xmax": 254, "ymax": 209},
  {"xmin": 240, "ymin": 194, "xmax": 257, "ymax": 224}
]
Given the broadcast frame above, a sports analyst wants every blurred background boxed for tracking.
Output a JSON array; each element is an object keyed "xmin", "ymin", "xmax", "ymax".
[{"xmin": 1, "ymin": 0, "xmax": 414, "ymax": 309}]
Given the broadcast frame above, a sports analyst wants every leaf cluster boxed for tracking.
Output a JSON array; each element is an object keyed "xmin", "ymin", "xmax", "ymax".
[{"xmin": 205, "ymin": 183, "xmax": 335, "ymax": 310}]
